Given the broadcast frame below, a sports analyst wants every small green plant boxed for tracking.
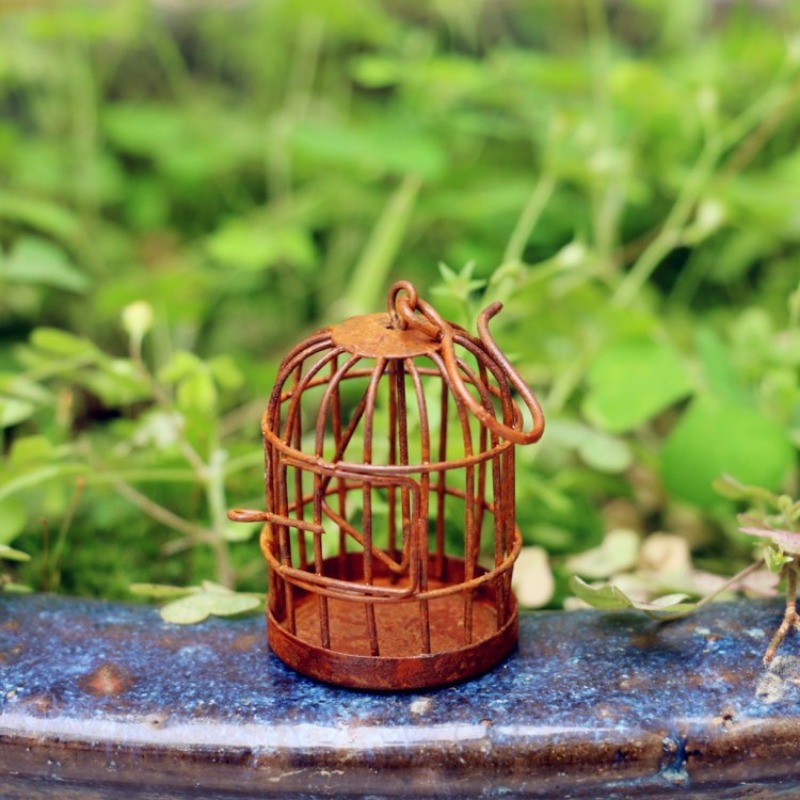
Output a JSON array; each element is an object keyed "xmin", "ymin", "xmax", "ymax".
[
  {"xmin": 570, "ymin": 476, "xmax": 800, "ymax": 665},
  {"xmin": 1, "ymin": 301, "xmax": 266, "ymax": 611},
  {"xmin": 1, "ymin": 2, "xmax": 799, "ymax": 620},
  {"xmin": 725, "ymin": 479, "xmax": 800, "ymax": 664}
]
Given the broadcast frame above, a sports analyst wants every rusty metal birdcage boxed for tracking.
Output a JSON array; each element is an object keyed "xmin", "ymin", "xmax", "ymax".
[{"xmin": 229, "ymin": 281, "xmax": 544, "ymax": 690}]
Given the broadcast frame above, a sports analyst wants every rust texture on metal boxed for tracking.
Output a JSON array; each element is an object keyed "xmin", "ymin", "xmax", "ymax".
[{"xmin": 228, "ymin": 280, "xmax": 544, "ymax": 689}]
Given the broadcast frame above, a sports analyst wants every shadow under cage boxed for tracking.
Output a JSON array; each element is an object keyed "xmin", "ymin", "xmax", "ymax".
[{"xmin": 230, "ymin": 282, "xmax": 544, "ymax": 689}]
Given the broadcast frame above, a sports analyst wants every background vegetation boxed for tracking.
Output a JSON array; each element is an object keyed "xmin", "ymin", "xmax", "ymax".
[{"xmin": 1, "ymin": 0, "xmax": 799, "ymax": 613}]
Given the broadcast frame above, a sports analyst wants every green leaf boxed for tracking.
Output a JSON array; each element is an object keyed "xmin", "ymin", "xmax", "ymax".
[
  {"xmin": 431, "ymin": 261, "xmax": 487, "ymax": 302},
  {"xmin": 576, "ymin": 431, "xmax": 633, "ymax": 474},
  {"xmin": 662, "ymin": 397, "xmax": 795, "ymax": 507},
  {"xmin": 30, "ymin": 327, "xmax": 98, "ymax": 358},
  {"xmin": 350, "ymin": 55, "xmax": 401, "ymax": 88},
  {"xmin": 583, "ymin": 338, "xmax": 694, "ymax": 433},
  {"xmin": 129, "ymin": 583, "xmax": 197, "ymax": 600},
  {"xmin": 1, "ymin": 236, "xmax": 90, "ymax": 293},
  {"xmin": 103, "ymin": 102, "xmax": 185, "ymax": 159},
  {"xmin": 9, "ymin": 435, "xmax": 55, "ymax": 466},
  {"xmin": 205, "ymin": 593, "xmax": 262, "ymax": 617},
  {"xmin": 569, "ymin": 576, "xmax": 637, "ymax": 610},
  {"xmin": 0, "ymin": 464, "xmax": 85, "ymax": 505},
  {"xmin": 159, "ymin": 594, "xmax": 217, "ymax": 624},
  {"xmin": 764, "ymin": 544, "xmax": 793, "ymax": 574},
  {"xmin": 0, "ymin": 192, "xmax": 82, "ymax": 244},
  {"xmin": 79, "ymin": 358, "xmax": 150, "ymax": 406},
  {"xmin": 0, "ymin": 498, "xmax": 26, "ymax": 546},
  {"xmin": 206, "ymin": 220, "xmax": 317, "ymax": 273},
  {"xmin": 157, "ymin": 352, "xmax": 218, "ymax": 417},
  {"xmin": 158, "ymin": 351, "xmax": 203, "ymax": 384},
  {"xmin": 3, "ymin": 582, "xmax": 33, "ymax": 593},
  {"xmin": 712, "ymin": 475, "xmax": 780, "ymax": 505},
  {"xmin": 176, "ymin": 369, "xmax": 217, "ymax": 416},
  {"xmin": 696, "ymin": 327, "xmax": 748, "ymax": 405},
  {"xmin": 224, "ymin": 519, "xmax": 260, "ymax": 542},
  {"xmin": 131, "ymin": 410, "xmax": 182, "ymax": 450},
  {"xmin": 0, "ymin": 397, "xmax": 36, "ymax": 428},
  {"xmin": 569, "ymin": 576, "xmax": 696, "ymax": 619},
  {"xmin": 209, "ymin": 355, "xmax": 244, "ymax": 390},
  {"xmin": 0, "ymin": 374, "xmax": 53, "ymax": 405},
  {"xmin": 292, "ymin": 119, "xmax": 444, "ymax": 180},
  {"xmin": 160, "ymin": 591, "xmax": 261, "ymax": 624},
  {"xmin": 0, "ymin": 544, "xmax": 30, "ymax": 562}
]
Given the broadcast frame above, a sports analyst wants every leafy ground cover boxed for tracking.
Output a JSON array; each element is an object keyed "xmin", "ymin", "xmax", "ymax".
[{"xmin": 0, "ymin": 1, "xmax": 799, "ymax": 621}]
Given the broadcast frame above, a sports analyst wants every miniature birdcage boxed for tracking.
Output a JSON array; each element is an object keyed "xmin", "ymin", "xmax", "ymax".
[{"xmin": 229, "ymin": 281, "xmax": 544, "ymax": 690}]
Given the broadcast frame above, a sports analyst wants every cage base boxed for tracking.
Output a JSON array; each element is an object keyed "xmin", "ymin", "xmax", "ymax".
[{"xmin": 268, "ymin": 561, "xmax": 518, "ymax": 690}]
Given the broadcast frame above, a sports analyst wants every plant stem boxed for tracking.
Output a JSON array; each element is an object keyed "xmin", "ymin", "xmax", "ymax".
[
  {"xmin": 150, "ymin": 19, "xmax": 193, "ymax": 99},
  {"xmin": 651, "ymin": 558, "xmax": 768, "ymax": 624},
  {"xmin": 721, "ymin": 79, "xmax": 800, "ymax": 176},
  {"xmin": 502, "ymin": 173, "xmax": 557, "ymax": 267},
  {"xmin": 690, "ymin": 558, "xmax": 766, "ymax": 613},
  {"xmin": 764, "ymin": 563, "xmax": 799, "ymax": 665},
  {"xmin": 266, "ymin": 15, "xmax": 325, "ymax": 200},
  {"xmin": 720, "ymin": 76, "xmax": 800, "ymax": 152},
  {"xmin": 66, "ymin": 38, "xmax": 102, "ymax": 277},
  {"xmin": 613, "ymin": 73, "xmax": 800, "ymax": 309},
  {"xmin": 48, "ymin": 476, "xmax": 84, "ymax": 592},
  {"xmin": 205, "ymin": 448, "xmax": 234, "ymax": 588},
  {"xmin": 129, "ymin": 345, "xmax": 207, "ymax": 478},
  {"xmin": 39, "ymin": 519, "xmax": 50, "ymax": 592},
  {"xmin": 111, "ymin": 477, "xmax": 215, "ymax": 543},
  {"xmin": 218, "ymin": 398, "xmax": 264, "ymax": 438},
  {"xmin": 87, "ymin": 469, "xmax": 197, "ymax": 484},
  {"xmin": 126, "ymin": 340, "xmax": 235, "ymax": 588},
  {"xmin": 789, "ymin": 278, "xmax": 800, "ymax": 329},
  {"xmin": 612, "ymin": 134, "xmax": 721, "ymax": 307},
  {"xmin": 343, "ymin": 174, "xmax": 423, "ymax": 315},
  {"xmin": 544, "ymin": 356, "xmax": 590, "ymax": 414},
  {"xmin": 22, "ymin": 354, "xmax": 100, "ymax": 384},
  {"xmin": 584, "ymin": 0, "xmax": 622, "ymax": 271},
  {"xmin": 222, "ymin": 450, "xmax": 266, "ymax": 476}
]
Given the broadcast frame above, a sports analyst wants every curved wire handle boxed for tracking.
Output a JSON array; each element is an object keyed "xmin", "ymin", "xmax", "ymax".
[{"xmin": 387, "ymin": 281, "xmax": 545, "ymax": 445}]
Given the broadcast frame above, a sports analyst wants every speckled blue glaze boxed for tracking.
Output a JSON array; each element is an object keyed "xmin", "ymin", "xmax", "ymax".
[{"xmin": 1, "ymin": 593, "xmax": 800, "ymax": 798}]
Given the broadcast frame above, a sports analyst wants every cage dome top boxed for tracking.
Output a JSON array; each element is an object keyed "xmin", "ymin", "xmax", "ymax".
[{"xmin": 262, "ymin": 281, "xmax": 544, "ymax": 476}]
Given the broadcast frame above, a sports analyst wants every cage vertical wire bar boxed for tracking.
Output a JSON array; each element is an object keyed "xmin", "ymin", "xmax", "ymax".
[
  {"xmin": 460, "ymin": 358, "xmax": 492, "ymax": 645},
  {"xmin": 387, "ymin": 360, "xmax": 399, "ymax": 565},
  {"xmin": 291, "ymin": 364, "xmax": 307, "ymax": 572},
  {"xmin": 329, "ymin": 355, "xmax": 348, "ymax": 581},
  {"xmin": 458, "ymin": 367, "xmax": 477, "ymax": 647},
  {"xmin": 229, "ymin": 281, "xmax": 544, "ymax": 690},
  {"xmin": 406, "ymin": 358, "xmax": 432, "ymax": 655},
  {"xmin": 361, "ymin": 357, "xmax": 386, "ymax": 657},
  {"xmin": 395, "ymin": 359, "xmax": 412, "ymax": 586},
  {"xmin": 434, "ymin": 377, "xmax": 448, "ymax": 581}
]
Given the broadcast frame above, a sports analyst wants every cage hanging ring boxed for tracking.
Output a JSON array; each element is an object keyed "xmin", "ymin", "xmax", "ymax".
[
  {"xmin": 437, "ymin": 301, "xmax": 544, "ymax": 445},
  {"xmin": 387, "ymin": 280, "xmax": 418, "ymax": 330},
  {"xmin": 389, "ymin": 283, "xmax": 544, "ymax": 444}
]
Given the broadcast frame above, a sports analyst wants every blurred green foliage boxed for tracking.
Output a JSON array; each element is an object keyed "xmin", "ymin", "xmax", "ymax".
[{"xmin": 0, "ymin": 0, "xmax": 799, "ymax": 608}]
